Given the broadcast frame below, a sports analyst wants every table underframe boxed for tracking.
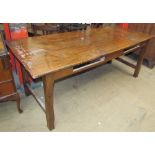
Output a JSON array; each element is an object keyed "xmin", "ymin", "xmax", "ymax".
[{"xmin": 21, "ymin": 40, "xmax": 148, "ymax": 130}]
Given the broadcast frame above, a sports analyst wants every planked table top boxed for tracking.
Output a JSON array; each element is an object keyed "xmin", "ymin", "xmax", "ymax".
[{"xmin": 6, "ymin": 26, "xmax": 154, "ymax": 79}]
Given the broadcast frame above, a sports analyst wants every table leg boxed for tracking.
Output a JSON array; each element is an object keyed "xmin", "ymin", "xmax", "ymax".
[
  {"xmin": 43, "ymin": 74, "xmax": 55, "ymax": 130},
  {"xmin": 15, "ymin": 93, "xmax": 23, "ymax": 113},
  {"xmin": 133, "ymin": 43, "xmax": 148, "ymax": 78},
  {"xmin": 21, "ymin": 66, "xmax": 31, "ymax": 96},
  {"xmin": 0, "ymin": 93, "xmax": 23, "ymax": 113}
]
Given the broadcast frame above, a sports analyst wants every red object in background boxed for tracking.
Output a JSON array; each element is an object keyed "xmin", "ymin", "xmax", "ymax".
[
  {"xmin": 120, "ymin": 23, "xmax": 128, "ymax": 29},
  {"xmin": 3, "ymin": 24, "xmax": 16, "ymax": 71},
  {"xmin": 10, "ymin": 27, "xmax": 28, "ymax": 40},
  {"xmin": 3, "ymin": 24, "xmax": 11, "ymax": 40}
]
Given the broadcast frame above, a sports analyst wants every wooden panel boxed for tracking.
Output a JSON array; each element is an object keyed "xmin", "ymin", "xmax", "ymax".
[
  {"xmin": 53, "ymin": 68, "xmax": 73, "ymax": 80},
  {"xmin": 0, "ymin": 69, "xmax": 12, "ymax": 82},
  {"xmin": 0, "ymin": 82, "xmax": 14, "ymax": 97},
  {"xmin": 0, "ymin": 59, "xmax": 3, "ymax": 70},
  {"xmin": 106, "ymin": 50, "xmax": 124, "ymax": 61},
  {"xmin": 7, "ymin": 26, "xmax": 154, "ymax": 79},
  {"xmin": 0, "ymin": 55, "xmax": 10, "ymax": 71}
]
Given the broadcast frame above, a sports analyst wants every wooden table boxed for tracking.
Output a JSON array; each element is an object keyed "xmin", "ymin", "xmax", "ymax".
[{"xmin": 6, "ymin": 26, "xmax": 154, "ymax": 130}]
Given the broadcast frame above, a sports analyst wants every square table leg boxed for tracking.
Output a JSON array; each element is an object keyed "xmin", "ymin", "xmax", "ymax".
[
  {"xmin": 133, "ymin": 42, "xmax": 148, "ymax": 78},
  {"xmin": 42, "ymin": 73, "xmax": 55, "ymax": 130}
]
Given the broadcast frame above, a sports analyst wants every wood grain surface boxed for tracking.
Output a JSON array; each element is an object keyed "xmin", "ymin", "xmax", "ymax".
[{"xmin": 6, "ymin": 26, "xmax": 154, "ymax": 79}]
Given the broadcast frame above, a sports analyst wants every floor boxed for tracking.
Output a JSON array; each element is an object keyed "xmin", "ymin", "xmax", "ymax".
[{"xmin": 0, "ymin": 56, "xmax": 155, "ymax": 132}]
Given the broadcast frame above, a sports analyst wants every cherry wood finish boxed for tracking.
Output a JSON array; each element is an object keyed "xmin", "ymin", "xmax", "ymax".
[
  {"xmin": 6, "ymin": 26, "xmax": 153, "ymax": 79},
  {"xmin": 128, "ymin": 24, "xmax": 155, "ymax": 68},
  {"xmin": 6, "ymin": 26, "xmax": 154, "ymax": 130}
]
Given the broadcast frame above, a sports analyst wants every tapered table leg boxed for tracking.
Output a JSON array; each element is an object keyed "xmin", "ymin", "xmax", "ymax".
[
  {"xmin": 15, "ymin": 93, "xmax": 23, "ymax": 113},
  {"xmin": 133, "ymin": 42, "xmax": 148, "ymax": 78},
  {"xmin": 43, "ymin": 73, "xmax": 55, "ymax": 130}
]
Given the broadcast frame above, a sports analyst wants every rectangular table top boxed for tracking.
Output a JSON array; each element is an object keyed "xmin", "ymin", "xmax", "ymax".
[{"xmin": 6, "ymin": 26, "xmax": 154, "ymax": 79}]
